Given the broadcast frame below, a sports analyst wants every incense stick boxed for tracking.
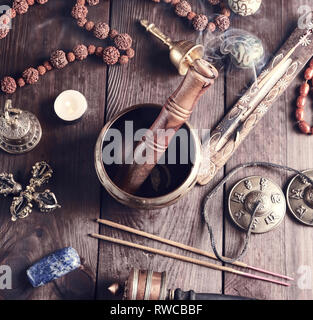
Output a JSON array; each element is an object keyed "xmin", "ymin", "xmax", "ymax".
[
  {"xmin": 96, "ymin": 218, "xmax": 293, "ymax": 281},
  {"xmin": 90, "ymin": 233, "xmax": 290, "ymax": 287}
]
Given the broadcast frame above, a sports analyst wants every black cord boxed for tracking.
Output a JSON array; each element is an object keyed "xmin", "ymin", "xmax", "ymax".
[{"xmin": 202, "ymin": 162, "xmax": 313, "ymax": 264}]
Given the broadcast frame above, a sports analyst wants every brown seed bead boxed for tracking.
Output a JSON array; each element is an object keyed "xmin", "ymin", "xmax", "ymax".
[
  {"xmin": 0, "ymin": 26, "xmax": 9, "ymax": 40},
  {"xmin": 126, "ymin": 48, "xmax": 135, "ymax": 59},
  {"xmin": 300, "ymin": 82, "xmax": 310, "ymax": 96},
  {"xmin": 174, "ymin": 1, "xmax": 192, "ymax": 17},
  {"xmin": 1, "ymin": 76, "xmax": 17, "ymax": 94},
  {"xmin": 109, "ymin": 29, "xmax": 119, "ymax": 39},
  {"xmin": 87, "ymin": 45, "xmax": 96, "ymax": 55},
  {"xmin": 13, "ymin": 0, "xmax": 29, "ymax": 15},
  {"xmin": 77, "ymin": 18, "xmax": 87, "ymax": 27},
  {"xmin": 17, "ymin": 77, "xmax": 25, "ymax": 87},
  {"xmin": 7, "ymin": 8, "xmax": 17, "ymax": 18},
  {"xmin": 73, "ymin": 44, "xmax": 88, "ymax": 60},
  {"xmin": 215, "ymin": 14, "xmax": 230, "ymax": 31},
  {"xmin": 304, "ymin": 67, "xmax": 313, "ymax": 80},
  {"xmin": 221, "ymin": 8, "xmax": 231, "ymax": 17},
  {"xmin": 299, "ymin": 120, "xmax": 311, "ymax": 134},
  {"xmin": 187, "ymin": 11, "xmax": 196, "ymax": 21},
  {"xmin": 114, "ymin": 33, "xmax": 132, "ymax": 51},
  {"xmin": 22, "ymin": 67, "xmax": 39, "ymax": 84},
  {"xmin": 103, "ymin": 46, "xmax": 120, "ymax": 65},
  {"xmin": 95, "ymin": 46, "xmax": 104, "ymax": 57},
  {"xmin": 207, "ymin": 22, "xmax": 216, "ymax": 32},
  {"xmin": 297, "ymin": 96, "xmax": 306, "ymax": 109},
  {"xmin": 50, "ymin": 50, "xmax": 68, "ymax": 69},
  {"xmin": 119, "ymin": 55, "xmax": 129, "ymax": 65},
  {"xmin": 93, "ymin": 22, "xmax": 110, "ymax": 39},
  {"xmin": 85, "ymin": 21, "xmax": 94, "ymax": 31},
  {"xmin": 67, "ymin": 52, "xmax": 76, "ymax": 62},
  {"xmin": 71, "ymin": 4, "xmax": 88, "ymax": 20},
  {"xmin": 37, "ymin": 65, "xmax": 46, "ymax": 76},
  {"xmin": 43, "ymin": 61, "xmax": 53, "ymax": 71},
  {"xmin": 192, "ymin": 14, "xmax": 208, "ymax": 31},
  {"xmin": 295, "ymin": 108, "xmax": 304, "ymax": 122}
]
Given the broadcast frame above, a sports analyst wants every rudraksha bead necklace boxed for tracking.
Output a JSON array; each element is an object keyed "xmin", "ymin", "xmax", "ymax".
[
  {"xmin": 1, "ymin": 43, "xmax": 135, "ymax": 95},
  {"xmin": 0, "ymin": 0, "xmax": 48, "ymax": 40},
  {"xmin": 0, "ymin": 0, "xmax": 135, "ymax": 95},
  {"xmin": 295, "ymin": 58, "xmax": 313, "ymax": 135},
  {"xmin": 151, "ymin": 0, "xmax": 231, "ymax": 32}
]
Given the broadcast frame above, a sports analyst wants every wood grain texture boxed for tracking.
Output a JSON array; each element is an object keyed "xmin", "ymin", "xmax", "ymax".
[
  {"xmin": 96, "ymin": 0, "xmax": 224, "ymax": 299},
  {"xmin": 0, "ymin": 0, "xmax": 312, "ymax": 300},
  {"xmin": 223, "ymin": 0, "xmax": 313, "ymax": 300},
  {"xmin": 0, "ymin": 0, "xmax": 107, "ymax": 299}
]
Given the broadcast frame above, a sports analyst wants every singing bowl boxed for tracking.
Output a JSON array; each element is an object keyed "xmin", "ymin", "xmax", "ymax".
[{"xmin": 94, "ymin": 104, "xmax": 202, "ymax": 210}]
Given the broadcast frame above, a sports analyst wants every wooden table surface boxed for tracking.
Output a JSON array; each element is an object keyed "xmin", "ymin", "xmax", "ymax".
[{"xmin": 0, "ymin": 0, "xmax": 313, "ymax": 300}]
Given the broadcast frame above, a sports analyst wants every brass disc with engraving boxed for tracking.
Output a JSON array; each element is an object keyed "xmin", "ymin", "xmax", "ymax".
[
  {"xmin": 286, "ymin": 169, "xmax": 313, "ymax": 226},
  {"xmin": 228, "ymin": 176, "xmax": 286, "ymax": 234}
]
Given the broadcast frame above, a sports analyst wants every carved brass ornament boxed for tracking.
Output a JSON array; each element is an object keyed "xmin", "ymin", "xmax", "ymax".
[
  {"xmin": 287, "ymin": 169, "xmax": 313, "ymax": 226},
  {"xmin": 0, "ymin": 99, "xmax": 42, "ymax": 154},
  {"xmin": 228, "ymin": 176, "xmax": 286, "ymax": 233},
  {"xmin": 0, "ymin": 161, "xmax": 61, "ymax": 221}
]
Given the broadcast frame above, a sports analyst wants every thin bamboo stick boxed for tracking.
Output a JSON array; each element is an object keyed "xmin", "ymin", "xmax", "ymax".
[
  {"xmin": 89, "ymin": 233, "xmax": 290, "ymax": 287},
  {"xmin": 96, "ymin": 218, "xmax": 293, "ymax": 281}
]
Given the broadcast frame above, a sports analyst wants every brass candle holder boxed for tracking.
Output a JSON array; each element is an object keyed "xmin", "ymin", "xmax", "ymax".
[{"xmin": 140, "ymin": 19, "xmax": 204, "ymax": 76}]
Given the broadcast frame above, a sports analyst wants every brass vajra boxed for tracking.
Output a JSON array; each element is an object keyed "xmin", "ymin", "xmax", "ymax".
[{"xmin": 0, "ymin": 161, "xmax": 61, "ymax": 221}]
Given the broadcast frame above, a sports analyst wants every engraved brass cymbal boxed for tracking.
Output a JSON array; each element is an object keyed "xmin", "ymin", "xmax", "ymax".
[
  {"xmin": 286, "ymin": 169, "xmax": 313, "ymax": 226},
  {"xmin": 228, "ymin": 176, "xmax": 286, "ymax": 234}
]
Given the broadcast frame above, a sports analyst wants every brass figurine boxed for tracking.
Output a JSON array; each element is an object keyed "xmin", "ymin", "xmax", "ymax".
[
  {"xmin": 0, "ymin": 161, "xmax": 60, "ymax": 221},
  {"xmin": 0, "ymin": 99, "xmax": 42, "ymax": 154},
  {"xmin": 140, "ymin": 19, "xmax": 204, "ymax": 75}
]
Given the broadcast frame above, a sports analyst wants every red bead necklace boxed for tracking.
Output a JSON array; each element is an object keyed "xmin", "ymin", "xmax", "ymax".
[{"xmin": 296, "ymin": 58, "xmax": 313, "ymax": 135}]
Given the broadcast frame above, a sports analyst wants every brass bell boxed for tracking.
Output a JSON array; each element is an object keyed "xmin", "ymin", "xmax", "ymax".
[
  {"xmin": 0, "ymin": 99, "xmax": 42, "ymax": 154},
  {"xmin": 140, "ymin": 19, "xmax": 204, "ymax": 76}
]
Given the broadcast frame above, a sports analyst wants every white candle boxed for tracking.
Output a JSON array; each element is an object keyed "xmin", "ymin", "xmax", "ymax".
[{"xmin": 54, "ymin": 90, "xmax": 88, "ymax": 121}]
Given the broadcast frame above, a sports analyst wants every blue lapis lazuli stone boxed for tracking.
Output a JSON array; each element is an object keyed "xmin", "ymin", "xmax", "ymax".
[{"xmin": 26, "ymin": 247, "xmax": 81, "ymax": 287}]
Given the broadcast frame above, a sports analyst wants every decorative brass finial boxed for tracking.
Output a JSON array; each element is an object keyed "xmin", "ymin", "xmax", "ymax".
[
  {"xmin": 140, "ymin": 19, "xmax": 204, "ymax": 76},
  {"xmin": 0, "ymin": 99, "xmax": 42, "ymax": 154}
]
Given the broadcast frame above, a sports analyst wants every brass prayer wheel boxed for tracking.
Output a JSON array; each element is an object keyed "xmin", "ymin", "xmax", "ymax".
[{"xmin": 108, "ymin": 268, "xmax": 252, "ymax": 300}]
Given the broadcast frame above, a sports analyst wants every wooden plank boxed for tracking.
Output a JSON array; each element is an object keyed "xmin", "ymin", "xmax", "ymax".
[
  {"xmin": 223, "ymin": 0, "xmax": 313, "ymax": 300},
  {"xmin": 0, "ymin": 0, "xmax": 107, "ymax": 299},
  {"xmin": 96, "ymin": 0, "xmax": 225, "ymax": 299},
  {"xmin": 284, "ymin": 0, "xmax": 313, "ymax": 300}
]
